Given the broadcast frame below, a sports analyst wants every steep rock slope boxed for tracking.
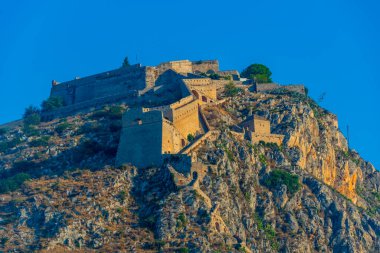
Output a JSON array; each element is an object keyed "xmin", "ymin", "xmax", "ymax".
[{"xmin": 0, "ymin": 90, "xmax": 379, "ymax": 252}]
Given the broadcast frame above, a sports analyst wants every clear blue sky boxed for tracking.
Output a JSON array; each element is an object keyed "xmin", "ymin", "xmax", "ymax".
[{"xmin": 0, "ymin": 0, "xmax": 379, "ymax": 168}]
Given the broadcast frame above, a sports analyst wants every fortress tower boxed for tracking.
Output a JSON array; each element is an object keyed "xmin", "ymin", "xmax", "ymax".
[{"xmin": 240, "ymin": 115, "xmax": 284, "ymax": 145}]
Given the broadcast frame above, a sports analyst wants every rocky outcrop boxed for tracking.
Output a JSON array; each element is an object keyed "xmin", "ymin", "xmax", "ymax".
[{"xmin": 0, "ymin": 89, "xmax": 379, "ymax": 252}]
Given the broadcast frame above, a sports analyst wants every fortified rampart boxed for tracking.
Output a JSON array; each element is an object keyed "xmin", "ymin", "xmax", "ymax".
[
  {"xmin": 183, "ymin": 78, "xmax": 217, "ymax": 102},
  {"xmin": 157, "ymin": 60, "xmax": 193, "ymax": 75},
  {"xmin": 116, "ymin": 108, "xmax": 165, "ymax": 168},
  {"xmin": 191, "ymin": 60, "xmax": 219, "ymax": 73},
  {"xmin": 50, "ymin": 64, "xmax": 156, "ymax": 106},
  {"xmin": 157, "ymin": 60, "xmax": 219, "ymax": 75},
  {"xmin": 253, "ymin": 83, "xmax": 306, "ymax": 95}
]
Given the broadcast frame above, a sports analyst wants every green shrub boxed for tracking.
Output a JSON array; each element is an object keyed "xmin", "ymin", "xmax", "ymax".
[
  {"xmin": 224, "ymin": 82, "xmax": 240, "ymax": 97},
  {"xmin": 55, "ymin": 122, "xmax": 73, "ymax": 134},
  {"xmin": 177, "ymin": 213, "xmax": 188, "ymax": 229},
  {"xmin": 118, "ymin": 190, "xmax": 127, "ymax": 201},
  {"xmin": 23, "ymin": 125, "xmax": 40, "ymax": 136},
  {"xmin": 0, "ymin": 128, "xmax": 7, "ymax": 136},
  {"xmin": 178, "ymin": 213, "xmax": 187, "ymax": 225},
  {"xmin": 179, "ymin": 247, "xmax": 189, "ymax": 253},
  {"xmin": 0, "ymin": 137, "xmax": 23, "ymax": 153},
  {"xmin": 24, "ymin": 113, "xmax": 41, "ymax": 126},
  {"xmin": 0, "ymin": 142, "xmax": 7, "ymax": 153},
  {"xmin": 0, "ymin": 237, "xmax": 9, "ymax": 246},
  {"xmin": 41, "ymin": 96, "xmax": 64, "ymax": 112},
  {"xmin": 187, "ymin": 134, "xmax": 195, "ymax": 142},
  {"xmin": 263, "ymin": 169, "xmax": 300, "ymax": 195},
  {"xmin": 91, "ymin": 109, "xmax": 109, "ymax": 119},
  {"xmin": 0, "ymin": 173, "xmax": 31, "ymax": 193},
  {"xmin": 29, "ymin": 136, "xmax": 50, "ymax": 147},
  {"xmin": 209, "ymin": 73, "xmax": 221, "ymax": 80},
  {"xmin": 258, "ymin": 154, "xmax": 267, "ymax": 166},
  {"xmin": 12, "ymin": 161, "xmax": 37, "ymax": 174},
  {"xmin": 223, "ymin": 148, "xmax": 235, "ymax": 162},
  {"xmin": 91, "ymin": 106, "xmax": 124, "ymax": 120},
  {"xmin": 108, "ymin": 106, "xmax": 124, "ymax": 119},
  {"xmin": 23, "ymin": 106, "xmax": 41, "ymax": 126},
  {"xmin": 80, "ymin": 140, "xmax": 103, "ymax": 155}
]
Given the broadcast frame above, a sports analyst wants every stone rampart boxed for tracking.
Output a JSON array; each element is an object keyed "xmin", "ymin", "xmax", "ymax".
[
  {"xmin": 172, "ymin": 99, "xmax": 200, "ymax": 138},
  {"xmin": 50, "ymin": 64, "xmax": 151, "ymax": 106},
  {"xmin": 157, "ymin": 60, "xmax": 193, "ymax": 74},
  {"xmin": 254, "ymin": 83, "xmax": 305, "ymax": 95},
  {"xmin": 183, "ymin": 78, "xmax": 217, "ymax": 100},
  {"xmin": 191, "ymin": 60, "xmax": 219, "ymax": 73},
  {"xmin": 116, "ymin": 108, "xmax": 164, "ymax": 168},
  {"xmin": 250, "ymin": 132, "xmax": 284, "ymax": 146}
]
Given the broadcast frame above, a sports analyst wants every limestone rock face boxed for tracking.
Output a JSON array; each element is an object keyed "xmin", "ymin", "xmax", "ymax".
[{"xmin": 0, "ymin": 90, "xmax": 379, "ymax": 252}]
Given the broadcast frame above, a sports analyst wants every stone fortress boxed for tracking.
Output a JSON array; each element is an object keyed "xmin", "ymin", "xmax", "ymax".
[
  {"xmin": 44, "ymin": 58, "xmax": 304, "ymax": 240},
  {"xmin": 45, "ymin": 59, "xmax": 304, "ymax": 168}
]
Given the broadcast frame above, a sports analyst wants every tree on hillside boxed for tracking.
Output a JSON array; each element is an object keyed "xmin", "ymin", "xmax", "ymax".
[
  {"xmin": 241, "ymin": 64, "xmax": 272, "ymax": 83},
  {"xmin": 122, "ymin": 57, "xmax": 130, "ymax": 67},
  {"xmin": 23, "ymin": 106, "xmax": 41, "ymax": 126},
  {"xmin": 41, "ymin": 96, "xmax": 64, "ymax": 112}
]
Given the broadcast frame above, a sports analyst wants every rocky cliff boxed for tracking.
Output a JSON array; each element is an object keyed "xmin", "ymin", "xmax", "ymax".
[{"xmin": 0, "ymin": 89, "xmax": 379, "ymax": 252}]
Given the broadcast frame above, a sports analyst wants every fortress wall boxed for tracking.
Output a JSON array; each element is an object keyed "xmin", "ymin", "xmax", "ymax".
[
  {"xmin": 184, "ymin": 78, "xmax": 217, "ymax": 100},
  {"xmin": 172, "ymin": 99, "xmax": 200, "ymax": 138},
  {"xmin": 157, "ymin": 60, "xmax": 192, "ymax": 74},
  {"xmin": 50, "ymin": 64, "xmax": 149, "ymax": 106},
  {"xmin": 116, "ymin": 108, "xmax": 164, "ymax": 168},
  {"xmin": 255, "ymin": 83, "xmax": 280, "ymax": 92},
  {"xmin": 250, "ymin": 133, "xmax": 284, "ymax": 146},
  {"xmin": 283, "ymin": 85, "xmax": 306, "ymax": 95},
  {"xmin": 255, "ymin": 83, "xmax": 306, "ymax": 95},
  {"xmin": 50, "ymin": 85, "xmax": 75, "ymax": 106},
  {"xmin": 162, "ymin": 120, "xmax": 186, "ymax": 154},
  {"xmin": 170, "ymin": 95, "xmax": 194, "ymax": 110},
  {"xmin": 191, "ymin": 60, "xmax": 219, "ymax": 73}
]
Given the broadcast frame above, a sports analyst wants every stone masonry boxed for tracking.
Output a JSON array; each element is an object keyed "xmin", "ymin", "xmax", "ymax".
[{"xmin": 240, "ymin": 115, "xmax": 285, "ymax": 145}]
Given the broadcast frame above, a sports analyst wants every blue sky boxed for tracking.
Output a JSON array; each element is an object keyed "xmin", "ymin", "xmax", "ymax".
[{"xmin": 0, "ymin": 0, "xmax": 379, "ymax": 168}]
